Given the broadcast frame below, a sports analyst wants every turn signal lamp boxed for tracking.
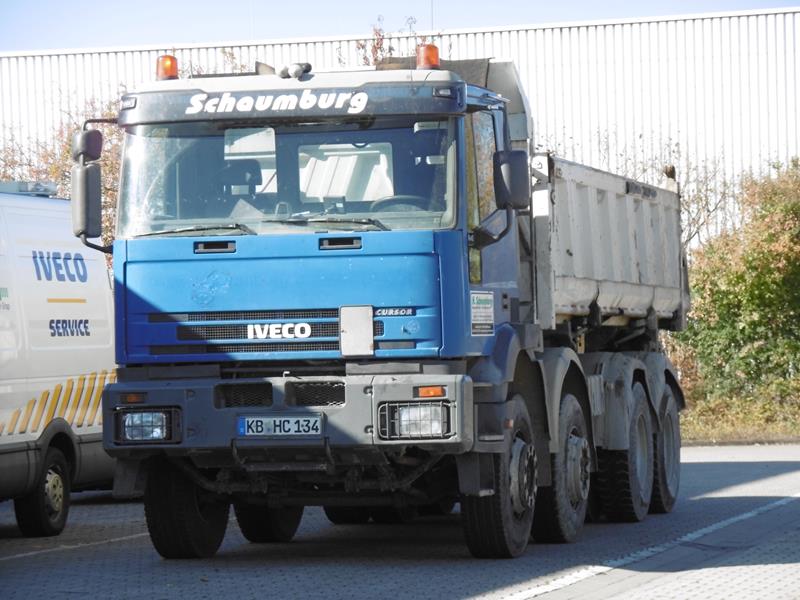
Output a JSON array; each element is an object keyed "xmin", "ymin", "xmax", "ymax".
[
  {"xmin": 156, "ymin": 55, "xmax": 179, "ymax": 80},
  {"xmin": 121, "ymin": 392, "xmax": 146, "ymax": 404},
  {"xmin": 415, "ymin": 385, "xmax": 446, "ymax": 398},
  {"xmin": 416, "ymin": 44, "xmax": 440, "ymax": 70}
]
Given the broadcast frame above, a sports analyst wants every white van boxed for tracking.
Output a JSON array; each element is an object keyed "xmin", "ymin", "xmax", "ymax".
[{"xmin": 0, "ymin": 183, "xmax": 115, "ymax": 536}]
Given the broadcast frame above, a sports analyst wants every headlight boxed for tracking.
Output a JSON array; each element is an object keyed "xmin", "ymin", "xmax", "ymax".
[
  {"xmin": 378, "ymin": 401, "xmax": 452, "ymax": 440},
  {"xmin": 116, "ymin": 410, "xmax": 179, "ymax": 443}
]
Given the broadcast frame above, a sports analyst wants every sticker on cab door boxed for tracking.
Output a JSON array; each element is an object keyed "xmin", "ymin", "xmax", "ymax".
[{"xmin": 470, "ymin": 292, "xmax": 494, "ymax": 336}]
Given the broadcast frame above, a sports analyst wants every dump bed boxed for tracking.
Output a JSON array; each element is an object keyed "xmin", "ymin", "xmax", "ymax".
[{"xmin": 529, "ymin": 154, "xmax": 688, "ymax": 332}]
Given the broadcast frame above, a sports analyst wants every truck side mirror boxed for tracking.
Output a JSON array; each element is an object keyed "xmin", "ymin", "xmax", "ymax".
[
  {"xmin": 493, "ymin": 150, "xmax": 530, "ymax": 211},
  {"xmin": 71, "ymin": 130, "xmax": 103, "ymax": 240}
]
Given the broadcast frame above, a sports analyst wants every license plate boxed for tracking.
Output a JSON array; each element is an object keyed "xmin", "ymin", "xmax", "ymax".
[{"xmin": 237, "ymin": 415, "xmax": 322, "ymax": 437}]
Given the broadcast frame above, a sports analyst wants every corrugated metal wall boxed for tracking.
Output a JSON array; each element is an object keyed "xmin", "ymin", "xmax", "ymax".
[{"xmin": 1, "ymin": 8, "xmax": 798, "ymax": 190}]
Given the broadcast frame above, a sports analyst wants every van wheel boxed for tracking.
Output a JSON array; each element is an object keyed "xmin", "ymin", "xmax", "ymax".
[
  {"xmin": 323, "ymin": 506, "xmax": 371, "ymax": 524},
  {"xmin": 14, "ymin": 447, "xmax": 71, "ymax": 537},
  {"xmin": 598, "ymin": 382, "xmax": 654, "ymax": 522},
  {"xmin": 144, "ymin": 459, "xmax": 229, "ymax": 558},
  {"xmin": 532, "ymin": 393, "xmax": 590, "ymax": 542},
  {"xmin": 235, "ymin": 503, "xmax": 304, "ymax": 542},
  {"xmin": 461, "ymin": 396, "xmax": 536, "ymax": 558},
  {"xmin": 650, "ymin": 385, "xmax": 681, "ymax": 513}
]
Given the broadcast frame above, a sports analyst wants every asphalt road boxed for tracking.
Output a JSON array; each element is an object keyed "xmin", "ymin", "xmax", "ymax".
[{"xmin": 2, "ymin": 444, "xmax": 799, "ymax": 600}]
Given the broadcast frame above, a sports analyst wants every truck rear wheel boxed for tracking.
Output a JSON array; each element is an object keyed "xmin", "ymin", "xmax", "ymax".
[
  {"xmin": 650, "ymin": 385, "xmax": 681, "ymax": 513},
  {"xmin": 14, "ymin": 447, "xmax": 71, "ymax": 537},
  {"xmin": 323, "ymin": 506, "xmax": 371, "ymax": 524},
  {"xmin": 461, "ymin": 396, "xmax": 536, "ymax": 558},
  {"xmin": 532, "ymin": 393, "xmax": 590, "ymax": 542},
  {"xmin": 234, "ymin": 503, "xmax": 304, "ymax": 542},
  {"xmin": 598, "ymin": 382, "xmax": 654, "ymax": 522},
  {"xmin": 144, "ymin": 459, "xmax": 229, "ymax": 558}
]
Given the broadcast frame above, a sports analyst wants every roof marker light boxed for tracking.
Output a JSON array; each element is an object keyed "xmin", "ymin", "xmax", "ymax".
[
  {"xmin": 156, "ymin": 55, "xmax": 179, "ymax": 80},
  {"xmin": 416, "ymin": 44, "xmax": 440, "ymax": 70}
]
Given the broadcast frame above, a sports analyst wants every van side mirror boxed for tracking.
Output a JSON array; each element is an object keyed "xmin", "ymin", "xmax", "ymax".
[
  {"xmin": 493, "ymin": 150, "xmax": 530, "ymax": 210},
  {"xmin": 71, "ymin": 130, "xmax": 104, "ymax": 243}
]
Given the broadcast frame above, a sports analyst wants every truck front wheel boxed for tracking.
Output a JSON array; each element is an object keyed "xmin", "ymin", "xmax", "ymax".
[
  {"xmin": 144, "ymin": 459, "xmax": 230, "ymax": 558},
  {"xmin": 14, "ymin": 447, "xmax": 71, "ymax": 537},
  {"xmin": 461, "ymin": 396, "xmax": 537, "ymax": 558},
  {"xmin": 532, "ymin": 393, "xmax": 590, "ymax": 542},
  {"xmin": 234, "ymin": 503, "xmax": 304, "ymax": 542}
]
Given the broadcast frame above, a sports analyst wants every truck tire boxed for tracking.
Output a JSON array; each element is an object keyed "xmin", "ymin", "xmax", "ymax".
[
  {"xmin": 650, "ymin": 385, "xmax": 681, "ymax": 513},
  {"xmin": 144, "ymin": 459, "xmax": 229, "ymax": 558},
  {"xmin": 461, "ymin": 396, "xmax": 537, "ymax": 558},
  {"xmin": 598, "ymin": 382, "xmax": 654, "ymax": 522},
  {"xmin": 323, "ymin": 506, "xmax": 371, "ymax": 524},
  {"xmin": 234, "ymin": 503, "xmax": 304, "ymax": 542},
  {"xmin": 532, "ymin": 393, "xmax": 590, "ymax": 542},
  {"xmin": 14, "ymin": 447, "xmax": 71, "ymax": 537}
]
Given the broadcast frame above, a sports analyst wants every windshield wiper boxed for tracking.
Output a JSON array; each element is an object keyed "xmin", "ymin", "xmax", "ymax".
[
  {"xmin": 134, "ymin": 223, "xmax": 257, "ymax": 238},
  {"xmin": 271, "ymin": 216, "xmax": 390, "ymax": 231}
]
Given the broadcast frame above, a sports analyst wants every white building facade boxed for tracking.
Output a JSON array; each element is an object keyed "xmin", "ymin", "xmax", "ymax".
[{"xmin": 0, "ymin": 8, "xmax": 798, "ymax": 197}]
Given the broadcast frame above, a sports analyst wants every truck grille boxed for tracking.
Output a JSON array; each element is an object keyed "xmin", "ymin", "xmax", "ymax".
[
  {"xmin": 150, "ymin": 309, "xmax": 339, "ymax": 322},
  {"xmin": 288, "ymin": 381, "xmax": 345, "ymax": 407},
  {"xmin": 176, "ymin": 322, "xmax": 384, "ymax": 341},
  {"xmin": 151, "ymin": 342, "xmax": 340, "ymax": 355},
  {"xmin": 147, "ymin": 308, "xmax": 385, "ymax": 357},
  {"xmin": 215, "ymin": 383, "xmax": 273, "ymax": 408}
]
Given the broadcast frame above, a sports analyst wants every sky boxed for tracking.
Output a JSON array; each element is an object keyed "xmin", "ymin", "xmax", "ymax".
[{"xmin": 0, "ymin": 0, "xmax": 797, "ymax": 53}]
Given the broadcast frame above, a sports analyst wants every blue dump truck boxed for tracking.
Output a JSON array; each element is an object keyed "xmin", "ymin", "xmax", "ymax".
[{"xmin": 71, "ymin": 46, "xmax": 688, "ymax": 559}]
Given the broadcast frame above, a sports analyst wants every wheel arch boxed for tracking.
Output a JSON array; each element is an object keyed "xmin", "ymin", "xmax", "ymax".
[{"xmin": 539, "ymin": 348, "xmax": 596, "ymax": 466}]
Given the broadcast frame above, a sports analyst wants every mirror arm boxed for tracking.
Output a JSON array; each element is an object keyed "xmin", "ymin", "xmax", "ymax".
[
  {"xmin": 79, "ymin": 233, "xmax": 112, "ymax": 255},
  {"xmin": 469, "ymin": 205, "xmax": 514, "ymax": 250},
  {"xmin": 82, "ymin": 117, "xmax": 117, "ymax": 131}
]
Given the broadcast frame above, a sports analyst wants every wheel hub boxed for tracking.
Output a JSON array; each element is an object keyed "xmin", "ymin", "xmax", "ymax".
[
  {"xmin": 566, "ymin": 431, "xmax": 590, "ymax": 508},
  {"xmin": 509, "ymin": 438, "xmax": 537, "ymax": 516},
  {"xmin": 44, "ymin": 469, "xmax": 64, "ymax": 516}
]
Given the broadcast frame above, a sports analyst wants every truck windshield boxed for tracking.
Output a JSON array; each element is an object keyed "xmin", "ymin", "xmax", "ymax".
[{"xmin": 117, "ymin": 117, "xmax": 458, "ymax": 238}]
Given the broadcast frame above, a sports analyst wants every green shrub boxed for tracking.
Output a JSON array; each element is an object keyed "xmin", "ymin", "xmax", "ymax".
[{"xmin": 679, "ymin": 159, "xmax": 800, "ymax": 400}]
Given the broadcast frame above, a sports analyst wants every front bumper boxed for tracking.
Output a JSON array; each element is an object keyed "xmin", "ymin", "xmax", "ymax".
[{"xmin": 102, "ymin": 373, "xmax": 474, "ymax": 462}]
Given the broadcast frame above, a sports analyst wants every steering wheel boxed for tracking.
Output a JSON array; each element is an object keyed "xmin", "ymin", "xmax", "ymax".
[{"xmin": 370, "ymin": 195, "xmax": 429, "ymax": 212}]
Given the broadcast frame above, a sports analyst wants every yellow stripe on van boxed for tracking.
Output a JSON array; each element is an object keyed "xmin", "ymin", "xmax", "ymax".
[
  {"xmin": 86, "ymin": 371, "xmax": 108, "ymax": 426},
  {"xmin": 7, "ymin": 409, "xmax": 20, "ymax": 434},
  {"xmin": 96, "ymin": 371, "xmax": 117, "ymax": 426},
  {"xmin": 58, "ymin": 379, "xmax": 74, "ymax": 418},
  {"xmin": 30, "ymin": 390, "xmax": 50, "ymax": 432},
  {"xmin": 18, "ymin": 398, "xmax": 37, "ymax": 434},
  {"xmin": 47, "ymin": 298, "xmax": 88, "ymax": 303},
  {"xmin": 67, "ymin": 376, "xmax": 86, "ymax": 424},
  {"xmin": 44, "ymin": 384, "xmax": 63, "ymax": 427},
  {"xmin": 75, "ymin": 372, "xmax": 97, "ymax": 427}
]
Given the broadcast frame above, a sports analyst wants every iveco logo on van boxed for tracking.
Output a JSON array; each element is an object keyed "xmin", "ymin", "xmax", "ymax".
[
  {"xmin": 247, "ymin": 323, "xmax": 312, "ymax": 340},
  {"xmin": 32, "ymin": 250, "xmax": 88, "ymax": 282}
]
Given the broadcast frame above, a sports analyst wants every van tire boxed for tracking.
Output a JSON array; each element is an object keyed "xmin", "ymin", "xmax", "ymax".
[
  {"xmin": 144, "ymin": 459, "xmax": 229, "ymax": 558},
  {"xmin": 14, "ymin": 447, "xmax": 71, "ymax": 537},
  {"xmin": 234, "ymin": 503, "xmax": 304, "ymax": 542}
]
